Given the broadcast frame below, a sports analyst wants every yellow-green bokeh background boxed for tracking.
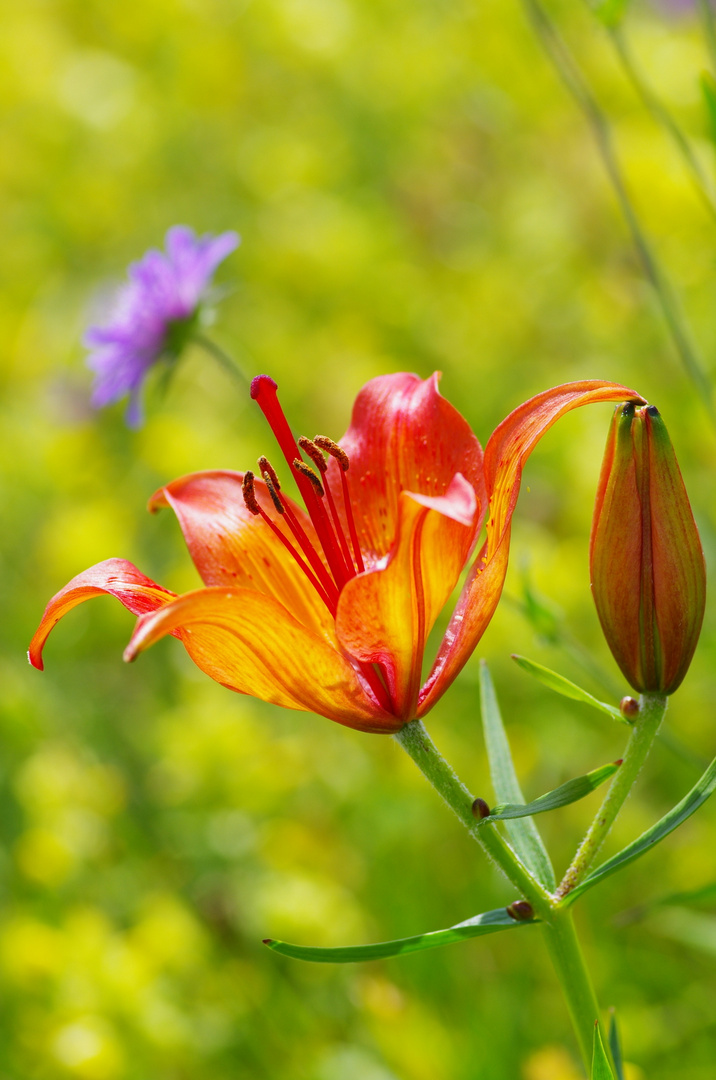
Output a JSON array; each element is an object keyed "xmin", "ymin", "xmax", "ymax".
[{"xmin": 3, "ymin": 0, "xmax": 716, "ymax": 1077}]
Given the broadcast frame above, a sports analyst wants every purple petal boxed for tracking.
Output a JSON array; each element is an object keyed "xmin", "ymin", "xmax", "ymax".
[{"xmin": 84, "ymin": 225, "xmax": 240, "ymax": 423}]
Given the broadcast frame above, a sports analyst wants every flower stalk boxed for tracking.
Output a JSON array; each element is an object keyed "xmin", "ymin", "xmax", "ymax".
[
  {"xmin": 557, "ymin": 691, "xmax": 668, "ymax": 899},
  {"xmin": 394, "ymin": 720, "xmax": 553, "ymax": 915},
  {"xmin": 394, "ymin": 718, "xmax": 608, "ymax": 1074}
]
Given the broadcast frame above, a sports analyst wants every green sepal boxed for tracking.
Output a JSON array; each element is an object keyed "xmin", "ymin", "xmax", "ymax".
[
  {"xmin": 481, "ymin": 761, "xmax": 620, "ymax": 823},
  {"xmin": 592, "ymin": 1022, "xmax": 616, "ymax": 1079},
  {"xmin": 511, "ymin": 655, "xmax": 624, "ymax": 721},
  {"xmin": 479, "ymin": 661, "xmax": 556, "ymax": 890},
  {"xmin": 563, "ymin": 753, "xmax": 716, "ymax": 906},
  {"xmin": 262, "ymin": 907, "xmax": 537, "ymax": 964}
]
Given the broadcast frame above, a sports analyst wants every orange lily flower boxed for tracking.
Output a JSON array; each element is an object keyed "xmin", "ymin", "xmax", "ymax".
[{"xmin": 30, "ymin": 373, "xmax": 644, "ymax": 733}]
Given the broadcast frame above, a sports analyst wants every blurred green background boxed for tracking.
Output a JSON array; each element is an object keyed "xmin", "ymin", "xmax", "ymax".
[{"xmin": 3, "ymin": 0, "xmax": 716, "ymax": 1077}]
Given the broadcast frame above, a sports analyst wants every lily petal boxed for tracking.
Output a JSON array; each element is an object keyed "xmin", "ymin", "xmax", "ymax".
[
  {"xmin": 149, "ymin": 470, "xmax": 335, "ymax": 640},
  {"xmin": 124, "ymin": 587, "xmax": 398, "ymax": 733},
  {"xmin": 29, "ymin": 558, "xmax": 176, "ymax": 670},
  {"xmin": 336, "ymin": 474, "xmax": 477, "ymax": 720},
  {"xmin": 330, "ymin": 372, "xmax": 486, "ymax": 564},
  {"xmin": 418, "ymin": 381, "xmax": 646, "ymax": 715}
]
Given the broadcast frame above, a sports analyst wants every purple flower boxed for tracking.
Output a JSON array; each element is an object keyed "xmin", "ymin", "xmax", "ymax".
[{"xmin": 85, "ymin": 226, "xmax": 240, "ymax": 426}]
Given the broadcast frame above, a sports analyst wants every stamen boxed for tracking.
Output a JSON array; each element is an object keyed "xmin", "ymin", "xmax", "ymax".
[
  {"xmin": 339, "ymin": 470, "xmax": 365, "ymax": 574},
  {"xmin": 314, "ymin": 436, "xmax": 349, "ymax": 471},
  {"xmin": 258, "ymin": 463, "xmax": 339, "ymax": 598},
  {"xmin": 298, "ymin": 436, "xmax": 327, "ymax": 474},
  {"xmin": 313, "ymin": 436, "xmax": 364, "ymax": 572},
  {"xmin": 243, "ymin": 468, "xmax": 338, "ymax": 612},
  {"xmin": 258, "ymin": 455, "xmax": 281, "ymax": 491},
  {"xmin": 263, "ymin": 475, "xmax": 285, "ymax": 515},
  {"xmin": 293, "ymin": 459, "xmax": 325, "ymax": 498},
  {"xmin": 301, "ymin": 435, "xmax": 355, "ymax": 576},
  {"xmin": 251, "ymin": 374, "xmax": 350, "ymax": 586},
  {"xmin": 256, "ymin": 508, "xmax": 337, "ymax": 614},
  {"xmin": 242, "ymin": 471, "xmax": 260, "ymax": 516}
]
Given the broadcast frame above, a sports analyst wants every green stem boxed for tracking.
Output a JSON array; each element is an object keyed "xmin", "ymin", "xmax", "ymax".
[
  {"xmin": 523, "ymin": 0, "xmax": 716, "ymax": 422},
  {"xmin": 395, "ymin": 718, "xmax": 608, "ymax": 1074},
  {"xmin": 542, "ymin": 907, "xmax": 603, "ymax": 1073},
  {"xmin": 557, "ymin": 691, "xmax": 668, "ymax": 898},
  {"xmin": 192, "ymin": 333, "xmax": 247, "ymax": 385},
  {"xmin": 394, "ymin": 719, "xmax": 553, "ymax": 917}
]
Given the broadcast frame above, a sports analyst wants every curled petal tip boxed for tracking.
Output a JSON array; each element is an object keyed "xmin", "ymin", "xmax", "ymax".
[{"xmin": 27, "ymin": 648, "xmax": 43, "ymax": 672}]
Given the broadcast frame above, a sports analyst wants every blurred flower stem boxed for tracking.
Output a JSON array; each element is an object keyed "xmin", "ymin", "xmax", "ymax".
[
  {"xmin": 604, "ymin": 23, "xmax": 716, "ymax": 222},
  {"xmin": 698, "ymin": 0, "xmax": 716, "ymax": 75},
  {"xmin": 395, "ymin": 719, "xmax": 607, "ymax": 1074},
  {"xmin": 557, "ymin": 691, "xmax": 668, "ymax": 899},
  {"xmin": 192, "ymin": 332, "xmax": 247, "ymax": 386},
  {"xmin": 522, "ymin": 0, "xmax": 715, "ymax": 423}
]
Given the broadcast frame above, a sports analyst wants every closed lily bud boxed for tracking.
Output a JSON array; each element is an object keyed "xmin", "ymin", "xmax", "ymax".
[{"xmin": 590, "ymin": 403, "xmax": 706, "ymax": 695}]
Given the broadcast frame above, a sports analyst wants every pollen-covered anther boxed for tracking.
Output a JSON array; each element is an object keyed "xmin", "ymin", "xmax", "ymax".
[
  {"xmin": 242, "ymin": 471, "xmax": 260, "ymax": 516},
  {"xmin": 293, "ymin": 459, "xmax": 325, "ymax": 497},
  {"xmin": 314, "ymin": 435, "xmax": 350, "ymax": 471},
  {"xmin": 264, "ymin": 475, "xmax": 285, "ymax": 515},
  {"xmin": 298, "ymin": 436, "xmax": 328, "ymax": 474},
  {"xmin": 258, "ymin": 456, "xmax": 281, "ymax": 492}
]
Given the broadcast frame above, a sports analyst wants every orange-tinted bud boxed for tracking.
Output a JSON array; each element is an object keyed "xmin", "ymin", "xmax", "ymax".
[{"xmin": 590, "ymin": 403, "xmax": 706, "ymax": 695}]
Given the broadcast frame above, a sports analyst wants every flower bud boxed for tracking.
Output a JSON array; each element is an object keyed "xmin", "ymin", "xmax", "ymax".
[{"xmin": 590, "ymin": 403, "xmax": 706, "ymax": 695}]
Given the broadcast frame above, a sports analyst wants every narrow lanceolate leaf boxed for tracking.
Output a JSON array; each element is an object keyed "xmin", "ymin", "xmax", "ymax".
[
  {"xmin": 592, "ymin": 1023, "xmax": 616, "ymax": 1079},
  {"xmin": 609, "ymin": 1012, "xmax": 625, "ymax": 1080},
  {"xmin": 511, "ymin": 655, "xmax": 623, "ymax": 722},
  {"xmin": 262, "ymin": 907, "xmax": 537, "ymax": 964},
  {"xmin": 483, "ymin": 761, "xmax": 621, "ymax": 822},
  {"xmin": 564, "ymin": 753, "xmax": 716, "ymax": 906},
  {"xmin": 479, "ymin": 661, "xmax": 556, "ymax": 890}
]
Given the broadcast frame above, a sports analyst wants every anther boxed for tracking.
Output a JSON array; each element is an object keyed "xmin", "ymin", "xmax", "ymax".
[
  {"xmin": 298, "ymin": 436, "xmax": 328, "ymax": 474},
  {"xmin": 293, "ymin": 459, "xmax": 325, "ymax": 497},
  {"xmin": 264, "ymin": 476, "xmax": 285, "ymax": 515},
  {"xmin": 258, "ymin": 456, "xmax": 281, "ymax": 492},
  {"xmin": 242, "ymin": 471, "xmax": 260, "ymax": 516},
  {"xmin": 314, "ymin": 435, "xmax": 350, "ymax": 471}
]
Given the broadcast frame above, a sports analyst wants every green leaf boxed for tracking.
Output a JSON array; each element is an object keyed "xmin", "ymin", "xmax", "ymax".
[
  {"xmin": 564, "ymin": 753, "xmax": 716, "ymax": 906},
  {"xmin": 479, "ymin": 661, "xmax": 556, "ymax": 890},
  {"xmin": 483, "ymin": 761, "xmax": 620, "ymax": 822},
  {"xmin": 262, "ymin": 907, "xmax": 537, "ymax": 964},
  {"xmin": 609, "ymin": 1012, "xmax": 625, "ymax": 1080},
  {"xmin": 511, "ymin": 655, "xmax": 624, "ymax": 722},
  {"xmin": 592, "ymin": 1023, "xmax": 616, "ymax": 1079}
]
